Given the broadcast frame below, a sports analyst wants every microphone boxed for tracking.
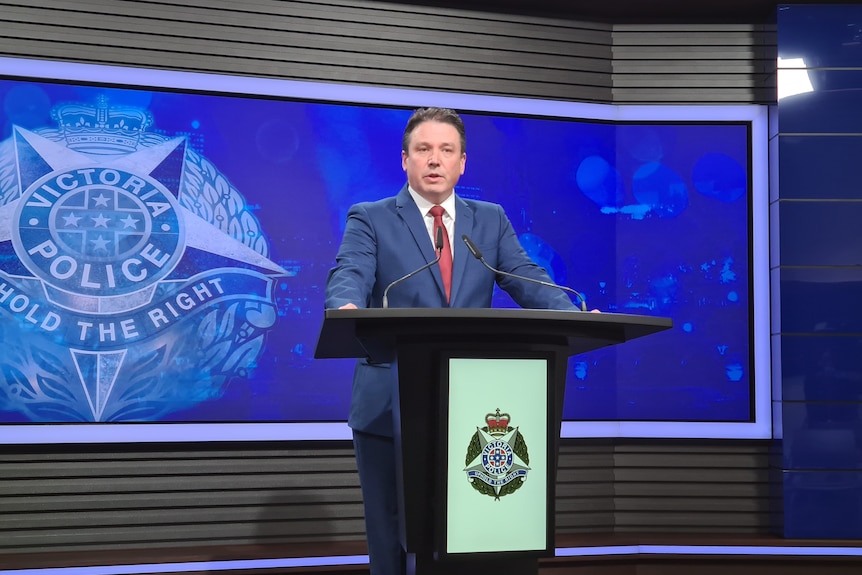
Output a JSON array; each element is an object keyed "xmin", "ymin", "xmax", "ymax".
[
  {"xmin": 461, "ymin": 234, "xmax": 587, "ymax": 311},
  {"xmin": 382, "ymin": 226, "xmax": 444, "ymax": 308}
]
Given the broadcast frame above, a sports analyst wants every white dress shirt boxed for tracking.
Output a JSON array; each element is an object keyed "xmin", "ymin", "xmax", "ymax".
[{"xmin": 408, "ymin": 187, "xmax": 456, "ymax": 260}]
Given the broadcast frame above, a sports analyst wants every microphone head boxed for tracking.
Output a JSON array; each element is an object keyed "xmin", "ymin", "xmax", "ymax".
[
  {"xmin": 435, "ymin": 225, "xmax": 444, "ymax": 251},
  {"xmin": 461, "ymin": 234, "xmax": 483, "ymax": 259}
]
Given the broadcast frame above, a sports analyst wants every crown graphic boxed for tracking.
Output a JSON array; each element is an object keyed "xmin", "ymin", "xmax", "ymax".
[
  {"xmin": 51, "ymin": 95, "xmax": 153, "ymax": 154},
  {"xmin": 485, "ymin": 408, "xmax": 511, "ymax": 435}
]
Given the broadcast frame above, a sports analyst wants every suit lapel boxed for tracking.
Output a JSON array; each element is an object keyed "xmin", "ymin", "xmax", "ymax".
[
  {"xmin": 451, "ymin": 195, "xmax": 474, "ymax": 305},
  {"xmin": 395, "ymin": 185, "xmax": 447, "ymax": 301}
]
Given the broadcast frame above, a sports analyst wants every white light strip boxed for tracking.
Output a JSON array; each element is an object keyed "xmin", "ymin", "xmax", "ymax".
[
  {"xmin": 0, "ymin": 56, "xmax": 611, "ymax": 120},
  {"xmin": 560, "ymin": 419, "xmax": 771, "ymax": 439},
  {"xmin": 750, "ymin": 102, "xmax": 772, "ymax": 438},
  {"xmin": 0, "ymin": 57, "xmax": 763, "ymax": 123},
  {"xmin": 0, "ymin": 422, "xmax": 353, "ymax": 444},
  {"xmin": 3, "ymin": 545, "xmax": 862, "ymax": 575},
  {"xmin": 0, "ymin": 555, "xmax": 368, "ymax": 575},
  {"xmin": 555, "ymin": 545, "xmax": 640, "ymax": 556},
  {"xmin": 4, "ymin": 417, "xmax": 775, "ymax": 443},
  {"xmin": 557, "ymin": 544, "xmax": 862, "ymax": 557},
  {"xmin": 639, "ymin": 545, "xmax": 862, "ymax": 556}
]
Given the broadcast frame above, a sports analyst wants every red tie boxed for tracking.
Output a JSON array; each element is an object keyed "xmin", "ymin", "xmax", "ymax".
[{"xmin": 429, "ymin": 205, "xmax": 452, "ymax": 302}]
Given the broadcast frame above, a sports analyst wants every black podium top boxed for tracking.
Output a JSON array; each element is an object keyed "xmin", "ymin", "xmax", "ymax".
[{"xmin": 314, "ymin": 308, "xmax": 672, "ymax": 362}]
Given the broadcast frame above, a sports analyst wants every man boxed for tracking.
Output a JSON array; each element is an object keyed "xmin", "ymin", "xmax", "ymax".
[{"xmin": 325, "ymin": 107, "xmax": 581, "ymax": 575}]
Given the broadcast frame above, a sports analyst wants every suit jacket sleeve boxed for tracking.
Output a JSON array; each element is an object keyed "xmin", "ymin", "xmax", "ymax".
[
  {"xmin": 490, "ymin": 204, "xmax": 579, "ymax": 311},
  {"xmin": 325, "ymin": 203, "xmax": 377, "ymax": 309}
]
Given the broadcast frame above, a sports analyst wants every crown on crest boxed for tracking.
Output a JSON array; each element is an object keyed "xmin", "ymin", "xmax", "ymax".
[
  {"xmin": 485, "ymin": 408, "xmax": 511, "ymax": 436},
  {"xmin": 51, "ymin": 95, "xmax": 153, "ymax": 154}
]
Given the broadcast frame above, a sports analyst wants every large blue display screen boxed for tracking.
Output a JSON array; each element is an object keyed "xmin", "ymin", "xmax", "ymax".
[{"xmin": 0, "ymin": 72, "xmax": 753, "ymax": 434}]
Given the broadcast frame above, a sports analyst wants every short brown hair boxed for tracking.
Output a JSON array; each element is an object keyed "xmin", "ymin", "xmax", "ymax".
[{"xmin": 401, "ymin": 107, "xmax": 466, "ymax": 154}]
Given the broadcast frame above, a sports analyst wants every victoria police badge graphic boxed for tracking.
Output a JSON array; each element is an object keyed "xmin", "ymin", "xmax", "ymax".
[
  {"xmin": 0, "ymin": 96, "xmax": 288, "ymax": 422},
  {"xmin": 463, "ymin": 408, "xmax": 531, "ymax": 500}
]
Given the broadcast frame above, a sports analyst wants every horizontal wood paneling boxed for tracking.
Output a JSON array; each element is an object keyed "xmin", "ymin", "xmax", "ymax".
[
  {"xmin": 557, "ymin": 441, "xmax": 615, "ymax": 532},
  {"xmin": 613, "ymin": 441, "xmax": 772, "ymax": 533},
  {"xmin": 0, "ymin": 2, "xmax": 776, "ymax": 102},
  {"xmin": 0, "ymin": 0, "xmax": 614, "ymax": 101},
  {"xmin": 612, "ymin": 23, "xmax": 776, "ymax": 103},
  {"xmin": 0, "ymin": 443, "xmax": 364, "ymax": 551},
  {"xmin": 0, "ymin": 439, "xmax": 772, "ymax": 554}
]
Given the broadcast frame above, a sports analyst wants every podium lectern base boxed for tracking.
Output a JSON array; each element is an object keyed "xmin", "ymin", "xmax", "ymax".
[
  {"xmin": 407, "ymin": 552, "xmax": 539, "ymax": 575},
  {"xmin": 316, "ymin": 308, "xmax": 671, "ymax": 575}
]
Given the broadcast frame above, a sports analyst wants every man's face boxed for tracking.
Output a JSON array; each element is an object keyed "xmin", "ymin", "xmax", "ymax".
[{"xmin": 402, "ymin": 120, "xmax": 466, "ymax": 204}]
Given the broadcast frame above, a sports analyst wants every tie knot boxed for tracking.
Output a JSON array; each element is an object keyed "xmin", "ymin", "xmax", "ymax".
[{"xmin": 429, "ymin": 205, "xmax": 445, "ymax": 219}]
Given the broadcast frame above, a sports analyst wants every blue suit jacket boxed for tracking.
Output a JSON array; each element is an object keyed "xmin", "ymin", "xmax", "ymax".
[{"xmin": 325, "ymin": 185, "xmax": 578, "ymax": 436}]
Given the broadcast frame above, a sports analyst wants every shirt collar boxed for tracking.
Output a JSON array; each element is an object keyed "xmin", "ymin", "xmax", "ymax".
[{"xmin": 408, "ymin": 186, "xmax": 457, "ymax": 219}]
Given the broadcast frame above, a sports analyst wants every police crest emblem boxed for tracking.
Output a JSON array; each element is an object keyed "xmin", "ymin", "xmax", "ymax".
[
  {"xmin": 0, "ymin": 95, "xmax": 287, "ymax": 423},
  {"xmin": 463, "ymin": 408, "xmax": 531, "ymax": 500}
]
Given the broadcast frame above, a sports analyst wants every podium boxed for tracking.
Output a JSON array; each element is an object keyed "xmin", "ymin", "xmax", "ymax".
[{"xmin": 315, "ymin": 308, "xmax": 671, "ymax": 575}]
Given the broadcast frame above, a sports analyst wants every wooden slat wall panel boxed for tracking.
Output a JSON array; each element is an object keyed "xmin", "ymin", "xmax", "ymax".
[
  {"xmin": 554, "ymin": 440, "xmax": 772, "ymax": 535},
  {"xmin": 0, "ymin": 0, "xmax": 776, "ymax": 559},
  {"xmin": 613, "ymin": 442, "xmax": 772, "ymax": 533},
  {"xmin": 556, "ymin": 441, "xmax": 615, "ymax": 533},
  {"xmin": 612, "ymin": 23, "xmax": 777, "ymax": 103},
  {"xmin": 0, "ymin": 444, "xmax": 364, "ymax": 552},
  {"xmin": 0, "ymin": 0, "xmax": 614, "ymax": 102},
  {"xmin": 0, "ymin": 439, "xmax": 772, "ymax": 553}
]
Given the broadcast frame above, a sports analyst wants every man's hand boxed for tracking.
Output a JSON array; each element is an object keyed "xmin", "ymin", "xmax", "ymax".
[{"xmin": 339, "ymin": 303, "xmax": 358, "ymax": 310}]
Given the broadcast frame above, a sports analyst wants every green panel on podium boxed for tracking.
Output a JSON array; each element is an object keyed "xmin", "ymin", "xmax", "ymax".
[{"xmin": 443, "ymin": 356, "xmax": 550, "ymax": 555}]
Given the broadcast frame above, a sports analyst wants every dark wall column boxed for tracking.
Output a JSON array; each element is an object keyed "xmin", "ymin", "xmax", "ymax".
[{"xmin": 774, "ymin": 3, "xmax": 862, "ymax": 539}]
